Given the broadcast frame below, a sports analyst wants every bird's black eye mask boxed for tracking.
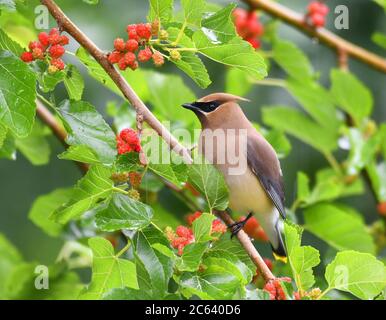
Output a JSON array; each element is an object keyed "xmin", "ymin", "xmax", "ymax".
[{"xmin": 181, "ymin": 100, "xmax": 222, "ymax": 113}]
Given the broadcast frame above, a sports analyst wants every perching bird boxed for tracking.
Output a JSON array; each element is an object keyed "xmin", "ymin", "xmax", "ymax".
[{"xmin": 182, "ymin": 93, "xmax": 287, "ymax": 260}]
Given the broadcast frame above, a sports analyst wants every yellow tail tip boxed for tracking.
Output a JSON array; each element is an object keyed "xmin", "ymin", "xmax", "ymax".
[{"xmin": 273, "ymin": 252, "xmax": 287, "ymax": 264}]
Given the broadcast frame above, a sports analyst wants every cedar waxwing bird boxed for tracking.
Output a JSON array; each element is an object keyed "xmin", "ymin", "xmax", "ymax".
[{"xmin": 182, "ymin": 93, "xmax": 287, "ymax": 260}]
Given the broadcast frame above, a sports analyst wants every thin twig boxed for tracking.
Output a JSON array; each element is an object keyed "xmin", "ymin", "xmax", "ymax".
[
  {"xmin": 243, "ymin": 0, "xmax": 386, "ymax": 73},
  {"xmin": 40, "ymin": 0, "xmax": 275, "ymax": 281}
]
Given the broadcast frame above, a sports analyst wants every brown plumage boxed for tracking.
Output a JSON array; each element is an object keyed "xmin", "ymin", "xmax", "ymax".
[{"xmin": 182, "ymin": 93, "xmax": 286, "ymax": 258}]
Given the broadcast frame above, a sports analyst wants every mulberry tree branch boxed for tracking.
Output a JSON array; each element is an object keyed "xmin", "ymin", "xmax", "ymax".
[
  {"xmin": 243, "ymin": 0, "xmax": 386, "ymax": 73},
  {"xmin": 39, "ymin": 0, "xmax": 275, "ymax": 282}
]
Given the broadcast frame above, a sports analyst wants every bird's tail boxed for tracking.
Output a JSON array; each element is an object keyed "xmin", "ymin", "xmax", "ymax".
[{"xmin": 270, "ymin": 220, "xmax": 287, "ymax": 263}]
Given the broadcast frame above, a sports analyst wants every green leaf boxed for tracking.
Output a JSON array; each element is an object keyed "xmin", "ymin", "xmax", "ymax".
[
  {"xmin": 192, "ymin": 212, "xmax": 215, "ymax": 242},
  {"xmin": 0, "ymin": 233, "xmax": 23, "ymax": 298},
  {"xmin": 148, "ymin": 162, "xmax": 188, "ymax": 187},
  {"xmin": 330, "ymin": 69, "xmax": 373, "ymax": 124},
  {"xmin": 133, "ymin": 225, "xmax": 174, "ymax": 298},
  {"xmin": 0, "ymin": 122, "xmax": 6, "ymax": 147},
  {"xmin": 262, "ymin": 106, "xmax": 337, "ymax": 153},
  {"xmin": 114, "ymin": 152, "xmax": 142, "ymax": 173},
  {"xmin": 148, "ymin": 0, "xmax": 173, "ymax": 23},
  {"xmin": 273, "ymin": 40, "xmax": 313, "ymax": 81},
  {"xmin": 80, "ymin": 237, "xmax": 138, "ymax": 300},
  {"xmin": 366, "ymin": 161, "xmax": 386, "ymax": 202},
  {"xmin": 52, "ymin": 165, "xmax": 113, "ymax": 224},
  {"xmin": 28, "ymin": 188, "xmax": 73, "ymax": 237},
  {"xmin": 0, "ymin": 28, "xmax": 23, "ymax": 55},
  {"xmin": 264, "ymin": 129, "xmax": 292, "ymax": 159},
  {"xmin": 104, "ymin": 287, "xmax": 154, "ymax": 300},
  {"xmin": 286, "ymin": 80, "xmax": 341, "ymax": 130},
  {"xmin": 58, "ymin": 145, "xmax": 100, "ymax": 165},
  {"xmin": 15, "ymin": 120, "xmax": 50, "ymax": 165},
  {"xmin": 180, "ymin": 260, "xmax": 241, "ymax": 299},
  {"xmin": 226, "ymin": 67, "xmax": 252, "ymax": 97},
  {"xmin": 145, "ymin": 71, "xmax": 198, "ymax": 128},
  {"xmin": 188, "ymin": 157, "xmax": 229, "ymax": 212},
  {"xmin": 0, "ymin": 130, "xmax": 15, "ymax": 159},
  {"xmin": 284, "ymin": 223, "xmax": 320, "ymax": 292},
  {"xmin": 64, "ymin": 65, "xmax": 84, "ymax": 101},
  {"xmin": 372, "ymin": 32, "xmax": 386, "ymax": 50},
  {"xmin": 96, "ymin": 193, "xmax": 153, "ymax": 232},
  {"xmin": 38, "ymin": 69, "xmax": 65, "ymax": 93},
  {"xmin": 304, "ymin": 203, "xmax": 376, "ymax": 254},
  {"xmin": 178, "ymin": 242, "xmax": 208, "ymax": 272},
  {"xmin": 346, "ymin": 128, "xmax": 382, "ymax": 175},
  {"xmin": 193, "ymin": 32, "xmax": 267, "ymax": 80},
  {"xmin": 58, "ymin": 100, "xmax": 117, "ymax": 165},
  {"xmin": 296, "ymin": 172, "xmax": 310, "ymax": 202},
  {"xmin": 0, "ymin": 50, "xmax": 36, "ymax": 137},
  {"xmin": 325, "ymin": 251, "xmax": 386, "ymax": 300},
  {"xmin": 201, "ymin": 4, "xmax": 237, "ymax": 43},
  {"xmin": 181, "ymin": 0, "xmax": 205, "ymax": 26}
]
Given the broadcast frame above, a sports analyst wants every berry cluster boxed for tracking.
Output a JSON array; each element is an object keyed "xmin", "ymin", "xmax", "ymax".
[
  {"xmin": 116, "ymin": 128, "xmax": 141, "ymax": 155},
  {"xmin": 108, "ymin": 22, "xmax": 165, "ymax": 71},
  {"xmin": 166, "ymin": 212, "xmax": 227, "ymax": 255},
  {"xmin": 293, "ymin": 287, "xmax": 321, "ymax": 300},
  {"xmin": 239, "ymin": 215, "xmax": 268, "ymax": 242},
  {"xmin": 20, "ymin": 28, "xmax": 69, "ymax": 73},
  {"xmin": 233, "ymin": 8, "xmax": 264, "ymax": 49},
  {"xmin": 166, "ymin": 226, "xmax": 195, "ymax": 255},
  {"xmin": 263, "ymin": 277, "xmax": 292, "ymax": 300},
  {"xmin": 306, "ymin": 1, "xmax": 329, "ymax": 28}
]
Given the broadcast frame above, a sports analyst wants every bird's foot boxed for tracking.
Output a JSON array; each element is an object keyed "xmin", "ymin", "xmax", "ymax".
[{"xmin": 229, "ymin": 212, "xmax": 253, "ymax": 239}]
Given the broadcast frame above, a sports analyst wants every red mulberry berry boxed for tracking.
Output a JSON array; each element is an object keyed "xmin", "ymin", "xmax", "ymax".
[
  {"xmin": 152, "ymin": 51, "xmax": 164, "ymax": 66},
  {"xmin": 247, "ymin": 38, "xmax": 261, "ymax": 49},
  {"xmin": 127, "ymin": 28, "xmax": 139, "ymax": 41},
  {"xmin": 126, "ymin": 39, "xmax": 139, "ymax": 52},
  {"xmin": 48, "ymin": 28, "xmax": 61, "ymax": 45},
  {"xmin": 211, "ymin": 220, "xmax": 227, "ymax": 234},
  {"xmin": 108, "ymin": 51, "xmax": 123, "ymax": 64},
  {"xmin": 51, "ymin": 58, "xmax": 65, "ymax": 70},
  {"xmin": 377, "ymin": 202, "xmax": 386, "ymax": 216},
  {"xmin": 136, "ymin": 23, "xmax": 152, "ymax": 40},
  {"xmin": 38, "ymin": 32, "xmax": 49, "ymax": 47},
  {"xmin": 49, "ymin": 44, "xmax": 65, "ymax": 58},
  {"xmin": 117, "ymin": 58, "xmax": 128, "ymax": 71},
  {"xmin": 32, "ymin": 47, "xmax": 44, "ymax": 60},
  {"xmin": 59, "ymin": 35, "xmax": 70, "ymax": 46},
  {"xmin": 187, "ymin": 211, "xmax": 202, "ymax": 225},
  {"xmin": 137, "ymin": 48, "xmax": 152, "ymax": 62},
  {"xmin": 117, "ymin": 128, "xmax": 141, "ymax": 154},
  {"xmin": 310, "ymin": 13, "xmax": 325, "ymax": 27},
  {"xmin": 123, "ymin": 52, "xmax": 136, "ymax": 65},
  {"xmin": 29, "ymin": 41, "xmax": 43, "ymax": 51},
  {"xmin": 128, "ymin": 172, "xmax": 142, "ymax": 188},
  {"xmin": 129, "ymin": 60, "xmax": 139, "ymax": 71},
  {"xmin": 21, "ymin": 51, "xmax": 34, "ymax": 63},
  {"xmin": 114, "ymin": 38, "xmax": 126, "ymax": 52}
]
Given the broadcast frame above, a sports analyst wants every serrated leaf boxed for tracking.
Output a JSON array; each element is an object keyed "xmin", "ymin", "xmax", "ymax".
[
  {"xmin": 0, "ymin": 28, "xmax": 23, "ymax": 55},
  {"xmin": 114, "ymin": 152, "xmax": 142, "ymax": 173},
  {"xmin": 192, "ymin": 212, "xmax": 215, "ymax": 242},
  {"xmin": 64, "ymin": 65, "xmax": 84, "ymax": 101},
  {"xmin": 201, "ymin": 4, "xmax": 237, "ymax": 43},
  {"xmin": 38, "ymin": 69, "xmax": 65, "ymax": 93},
  {"xmin": 284, "ymin": 223, "xmax": 320, "ymax": 292},
  {"xmin": 194, "ymin": 31, "xmax": 267, "ymax": 80},
  {"xmin": 148, "ymin": 0, "xmax": 173, "ymax": 23},
  {"xmin": 178, "ymin": 242, "xmax": 208, "ymax": 272},
  {"xmin": 28, "ymin": 188, "xmax": 73, "ymax": 237},
  {"xmin": 58, "ymin": 100, "xmax": 116, "ymax": 166},
  {"xmin": 96, "ymin": 193, "xmax": 153, "ymax": 232},
  {"xmin": 325, "ymin": 251, "xmax": 386, "ymax": 300},
  {"xmin": 304, "ymin": 203, "xmax": 375, "ymax": 254},
  {"xmin": 181, "ymin": 0, "xmax": 205, "ymax": 26},
  {"xmin": 0, "ymin": 50, "xmax": 36, "ymax": 137},
  {"xmin": 262, "ymin": 106, "xmax": 337, "ymax": 153},
  {"xmin": 273, "ymin": 40, "xmax": 313, "ymax": 81},
  {"xmin": 58, "ymin": 145, "xmax": 100, "ymax": 165},
  {"xmin": 188, "ymin": 157, "xmax": 229, "ymax": 212},
  {"xmin": 286, "ymin": 79, "xmax": 341, "ymax": 130},
  {"xmin": 80, "ymin": 237, "xmax": 138, "ymax": 300},
  {"xmin": 133, "ymin": 225, "xmax": 174, "ymax": 298},
  {"xmin": 330, "ymin": 69, "xmax": 373, "ymax": 125},
  {"xmin": 52, "ymin": 165, "xmax": 113, "ymax": 224}
]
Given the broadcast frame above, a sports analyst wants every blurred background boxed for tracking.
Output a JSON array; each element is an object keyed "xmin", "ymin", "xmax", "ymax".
[{"xmin": 0, "ymin": 0, "xmax": 385, "ymax": 267}]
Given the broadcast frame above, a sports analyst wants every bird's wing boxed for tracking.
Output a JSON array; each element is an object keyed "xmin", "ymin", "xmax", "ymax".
[{"xmin": 246, "ymin": 135, "xmax": 286, "ymax": 219}]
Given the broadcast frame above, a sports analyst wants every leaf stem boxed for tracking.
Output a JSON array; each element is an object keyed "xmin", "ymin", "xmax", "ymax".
[
  {"xmin": 112, "ymin": 186, "xmax": 129, "ymax": 195},
  {"xmin": 116, "ymin": 241, "xmax": 131, "ymax": 258},
  {"xmin": 173, "ymin": 20, "xmax": 187, "ymax": 46},
  {"xmin": 323, "ymin": 151, "xmax": 343, "ymax": 176}
]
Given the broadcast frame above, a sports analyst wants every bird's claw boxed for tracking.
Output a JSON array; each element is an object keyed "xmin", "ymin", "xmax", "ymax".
[{"xmin": 228, "ymin": 212, "xmax": 253, "ymax": 239}]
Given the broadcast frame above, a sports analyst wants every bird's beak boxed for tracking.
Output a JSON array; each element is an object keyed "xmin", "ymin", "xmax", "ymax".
[{"xmin": 181, "ymin": 102, "xmax": 199, "ymax": 112}]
